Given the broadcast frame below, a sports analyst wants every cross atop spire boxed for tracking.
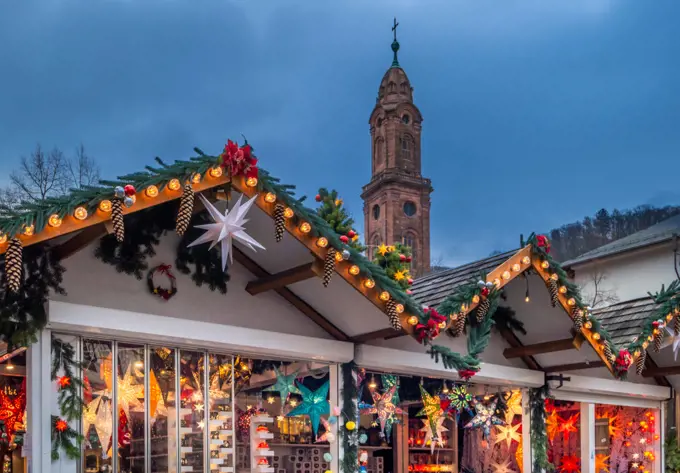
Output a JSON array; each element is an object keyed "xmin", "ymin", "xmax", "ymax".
[{"xmin": 391, "ymin": 17, "xmax": 400, "ymax": 67}]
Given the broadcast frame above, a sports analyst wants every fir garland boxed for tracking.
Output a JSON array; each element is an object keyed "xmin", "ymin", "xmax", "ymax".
[
  {"xmin": 372, "ymin": 242, "xmax": 413, "ymax": 291},
  {"xmin": 0, "ymin": 244, "xmax": 65, "ymax": 346},
  {"xmin": 529, "ymin": 385, "xmax": 554, "ymax": 472},
  {"xmin": 315, "ymin": 188, "xmax": 365, "ymax": 252},
  {"xmin": 51, "ymin": 336, "xmax": 84, "ymax": 461},
  {"xmin": 665, "ymin": 430, "xmax": 680, "ymax": 473},
  {"xmin": 340, "ymin": 362, "xmax": 358, "ymax": 473}
]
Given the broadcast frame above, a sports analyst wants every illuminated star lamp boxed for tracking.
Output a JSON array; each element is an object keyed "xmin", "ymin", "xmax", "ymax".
[
  {"xmin": 286, "ymin": 381, "xmax": 330, "ymax": 437},
  {"xmin": 263, "ymin": 366, "xmax": 301, "ymax": 404},
  {"xmin": 595, "ymin": 453, "xmax": 610, "ymax": 473},
  {"xmin": 420, "ymin": 417, "xmax": 448, "ymax": 453},
  {"xmin": 559, "ymin": 454, "xmax": 580, "ymax": 473},
  {"xmin": 359, "ymin": 385, "xmax": 403, "ymax": 438},
  {"xmin": 504, "ymin": 390, "xmax": 522, "ymax": 423},
  {"xmin": 416, "ymin": 385, "xmax": 444, "ymax": 440},
  {"xmin": 494, "ymin": 422, "xmax": 521, "ymax": 448},
  {"xmin": 0, "ymin": 380, "xmax": 26, "ymax": 441},
  {"xmin": 464, "ymin": 397, "xmax": 504, "ymax": 439},
  {"xmin": 558, "ymin": 413, "xmax": 579, "ymax": 441}
]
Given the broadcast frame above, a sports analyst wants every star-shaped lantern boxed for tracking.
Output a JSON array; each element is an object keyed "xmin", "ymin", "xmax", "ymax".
[
  {"xmin": 559, "ymin": 454, "xmax": 580, "ymax": 473},
  {"xmin": 490, "ymin": 458, "xmax": 514, "ymax": 473},
  {"xmin": 188, "ymin": 194, "xmax": 265, "ymax": 271},
  {"xmin": 263, "ymin": 367, "xmax": 301, "ymax": 404},
  {"xmin": 377, "ymin": 244, "xmax": 390, "ymax": 256},
  {"xmin": 420, "ymin": 417, "xmax": 448, "ymax": 453},
  {"xmin": 595, "ymin": 453, "xmax": 610, "ymax": 473},
  {"xmin": 286, "ymin": 381, "xmax": 330, "ymax": 437},
  {"xmin": 663, "ymin": 325, "xmax": 680, "ymax": 360},
  {"xmin": 546, "ymin": 408, "xmax": 560, "ymax": 443},
  {"xmin": 494, "ymin": 422, "xmax": 521, "ymax": 448},
  {"xmin": 504, "ymin": 390, "xmax": 522, "ymax": 423},
  {"xmin": 360, "ymin": 385, "xmax": 403, "ymax": 438},
  {"xmin": 558, "ymin": 413, "xmax": 579, "ymax": 441},
  {"xmin": 0, "ymin": 380, "xmax": 26, "ymax": 441},
  {"xmin": 416, "ymin": 386, "xmax": 444, "ymax": 439},
  {"xmin": 447, "ymin": 385, "xmax": 472, "ymax": 415},
  {"xmin": 464, "ymin": 397, "xmax": 504, "ymax": 439}
]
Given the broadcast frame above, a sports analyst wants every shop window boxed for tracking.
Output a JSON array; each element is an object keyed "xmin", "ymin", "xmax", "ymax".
[
  {"xmin": 0, "ymin": 352, "xmax": 26, "ymax": 473},
  {"xmin": 356, "ymin": 373, "xmax": 524, "ymax": 473},
  {"xmin": 595, "ymin": 403, "xmax": 660, "ymax": 473},
  {"xmin": 546, "ymin": 400, "xmax": 581, "ymax": 473}
]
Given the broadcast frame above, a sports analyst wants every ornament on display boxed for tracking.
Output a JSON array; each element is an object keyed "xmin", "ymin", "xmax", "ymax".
[
  {"xmin": 111, "ymin": 198, "xmax": 125, "ymax": 242},
  {"xmin": 420, "ymin": 417, "xmax": 448, "ymax": 453},
  {"xmin": 446, "ymin": 385, "xmax": 472, "ymax": 414},
  {"xmin": 188, "ymin": 194, "xmax": 265, "ymax": 271},
  {"xmin": 146, "ymin": 264, "xmax": 177, "ymax": 301},
  {"xmin": 220, "ymin": 139, "xmax": 258, "ymax": 180},
  {"xmin": 595, "ymin": 453, "xmax": 610, "ymax": 473},
  {"xmin": 274, "ymin": 204, "xmax": 285, "ymax": 242},
  {"xmin": 558, "ymin": 413, "xmax": 579, "ymax": 441},
  {"xmin": 341, "ymin": 249, "xmax": 350, "ymax": 260},
  {"xmin": 546, "ymin": 408, "xmax": 559, "ymax": 443},
  {"xmin": 323, "ymin": 452, "xmax": 333, "ymax": 462},
  {"xmin": 123, "ymin": 196, "xmax": 134, "ymax": 208},
  {"xmin": 490, "ymin": 458, "xmax": 514, "ymax": 473},
  {"xmin": 614, "ymin": 349, "xmax": 633, "ymax": 376},
  {"xmin": 114, "ymin": 186, "xmax": 125, "ymax": 199},
  {"xmin": 494, "ymin": 422, "xmax": 521, "ymax": 448},
  {"xmin": 322, "ymin": 248, "xmax": 337, "ymax": 287},
  {"xmin": 558, "ymin": 455, "xmax": 580, "ymax": 473},
  {"xmin": 503, "ymin": 390, "xmax": 522, "ymax": 423},
  {"xmin": 663, "ymin": 325, "xmax": 680, "ymax": 360},
  {"xmin": 359, "ymin": 385, "xmax": 403, "ymax": 438},
  {"xmin": 4, "ymin": 237, "xmax": 23, "ymax": 293},
  {"xmin": 464, "ymin": 397, "xmax": 504, "ymax": 439},
  {"xmin": 176, "ymin": 183, "xmax": 195, "ymax": 236},
  {"xmin": 123, "ymin": 185, "xmax": 136, "ymax": 197},
  {"xmin": 416, "ymin": 386, "xmax": 444, "ymax": 439},
  {"xmin": 262, "ymin": 366, "xmax": 301, "ymax": 403},
  {"xmin": 414, "ymin": 307, "xmax": 447, "ymax": 342},
  {"xmin": 286, "ymin": 381, "xmax": 330, "ymax": 437},
  {"xmin": 345, "ymin": 421, "xmax": 356, "ymax": 431}
]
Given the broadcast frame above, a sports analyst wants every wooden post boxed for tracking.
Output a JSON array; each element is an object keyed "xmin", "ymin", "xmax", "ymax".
[
  {"xmin": 394, "ymin": 412, "xmax": 408, "ymax": 473},
  {"xmin": 521, "ymin": 389, "xmax": 532, "ymax": 473},
  {"xmin": 580, "ymin": 403, "xmax": 595, "ymax": 473}
]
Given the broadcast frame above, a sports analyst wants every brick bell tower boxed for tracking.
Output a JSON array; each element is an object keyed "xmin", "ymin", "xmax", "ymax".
[{"xmin": 361, "ymin": 19, "xmax": 433, "ymax": 276}]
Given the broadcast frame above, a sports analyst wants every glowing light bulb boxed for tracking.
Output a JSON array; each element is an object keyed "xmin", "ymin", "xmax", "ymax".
[
  {"xmin": 48, "ymin": 214, "xmax": 62, "ymax": 227},
  {"xmin": 363, "ymin": 279, "xmax": 375, "ymax": 289},
  {"xmin": 493, "ymin": 278, "xmax": 501, "ymax": 287},
  {"xmin": 525, "ymin": 296, "xmax": 530, "ymax": 303},
  {"xmin": 512, "ymin": 263, "xmax": 521, "ymax": 272},
  {"xmin": 559, "ymin": 286, "xmax": 567, "ymax": 294},
  {"xmin": 567, "ymin": 298, "xmax": 576, "ymax": 306},
  {"xmin": 521, "ymin": 256, "xmax": 530, "ymax": 265},
  {"xmin": 0, "ymin": 234, "xmax": 6, "ymax": 245},
  {"xmin": 23, "ymin": 224, "xmax": 34, "ymax": 236},
  {"xmin": 368, "ymin": 376, "xmax": 377, "ymax": 389},
  {"xmin": 550, "ymin": 273, "xmax": 559, "ymax": 281},
  {"xmin": 472, "ymin": 295, "xmax": 480, "ymax": 304},
  {"xmin": 246, "ymin": 177, "xmax": 258, "ymax": 187},
  {"xmin": 74, "ymin": 206, "xmax": 88, "ymax": 220},
  {"xmin": 593, "ymin": 332, "xmax": 601, "ymax": 340},
  {"xmin": 349, "ymin": 265, "xmax": 360, "ymax": 276},
  {"xmin": 585, "ymin": 321, "xmax": 593, "ymax": 329},
  {"xmin": 335, "ymin": 251, "xmax": 344, "ymax": 262},
  {"xmin": 209, "ymin": 166, "xmax": 223, "ymax": 178},
  {"xmin": 283, "ymin": 207, "xmax": 294, "ymax": 218},
  {"xmin": 264, "ymin": 192, "xmax": 276, "ymax": 203},
  {"xmin": 502, "ymin": 271, "xmax": 511, "ymax": 280},
  {"xmin": 438, "ymin": 321, "xmax": 447, "ymax": 329},
  {"xmin": 395, "ymin": 304, "xmax": 404, "ymax": 314},
  {"xmin": 191, "ymin": 173, "xmax": 202, "ymax": 184},
  {"xmin": 316, "ymin": 237, "xmax": 328, "ymax": 247},
  {"xmin": 99, "ymin": 200, "xmax": 112, "ymax": 212},
  {"xmin": 145, "ymin": 185, "xmax": 159, "ymax": 198},
  {"xmin": 380, "ymin": 291, "xmax": 390, "ymax": 301},
  {"xmin": 407, "ymin": 315, "xmax": 419, "ymax": 326},
  {"xmin": 299, "ymin": 222, "xmax": 311, "ymax": 233},
  {"xmin": 167, "ymin": 178, "xmax": 181, "ymax": 191}
]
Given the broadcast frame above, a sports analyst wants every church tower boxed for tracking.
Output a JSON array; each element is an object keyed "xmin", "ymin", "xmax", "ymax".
[{"xmin": 361, "ymin": 19, "xmax": 433, "ymax": 276}]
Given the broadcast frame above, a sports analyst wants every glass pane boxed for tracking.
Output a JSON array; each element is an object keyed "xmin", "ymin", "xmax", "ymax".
[
  {"xmin": 595, "ymin": 403, "xmax": 659, "ymax": 473},
  {"xmin": 179, "ymin": 350, "xmax": 205, "ymax": 473},
  {"xmin": 117, "ymin": 343, "xmax": 145, "ymax": 473},
  {"xmin": 151, "ymin": 347, "xmax": 177, "ymax": 473},
  {"xmin": 208, "ymin": 354, "xmax": 234, "ymax": 473},
  {"xmin": 82, "ymin": 339, "xmax": 114, "ymax": 473},
  {"xmin": 546, "ymin": 399, "xmax": 581, "ymax": 472}
]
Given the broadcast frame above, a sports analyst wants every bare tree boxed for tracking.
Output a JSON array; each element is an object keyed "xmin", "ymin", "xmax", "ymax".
[
  {"xmin": 579, "ymin": 266, "xmax": 620, "ymax": 308},
  {"xmin": 0, "ymin": 143, "xmax": 101, "ymax": 209}
]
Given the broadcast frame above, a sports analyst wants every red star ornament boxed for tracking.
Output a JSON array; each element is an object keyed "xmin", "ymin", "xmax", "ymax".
[
  {"xmin": 0, "ymin": 381, "xmax": 26, "ymax": 440},
  {"xmin": 55, "ymin": 418, "xmax": 69, "ymax": 432},
  {"xmin": 57, "ymin": 376, "xmax": 71, "ymax": 389},
  {"xmin": 558, "ymin": 413, "xmax": 579, "ymax": 441},
  {"xmin": 559, "ymin": 454, "xmax": 580, "ymax": 473}
]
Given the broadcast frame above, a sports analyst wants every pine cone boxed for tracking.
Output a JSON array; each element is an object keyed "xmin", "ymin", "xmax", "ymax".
[
  {"xmin": 572, "ymin": 308, "xmax": 583, "ymax": 332},
  {"xmin": 4, "ymin": 237, "xmax": 22, "ymax": 293},
  {"xmin": 476, "ymin": 298, "xmax": 490, "ymax": 323},
  {"xmin": 635, "ymin": 350, "xmax": 646, "ymax": 375},
  {"xmin": 111, "ymin": 198, "xmax": 125, "ymax": 243},
  {"xmin": 386, "ymin": 300, "xmax": 402, "ymax": 331},
  {"xmin": 603, "ymin": 341, "xmax": 614, "ymax": 362},
  {"xmin": 449, "ymin": 312, "xmax": 466, "ymax": 337},
  {"xmin": 274, "ymin": 204, "xmax": 285, "ymax": 242},
  {"xmin": 653, "ymin": 331, "xmax": 663, "ymax": 353},
  {"xmin": 548, "ymin": 279, "xmax": 559, "ymax": 307},
  {"xmin": 176, "ymin": 183, "xmax": 194, "ymax": 236},
  {"xmin": 322, "ymin": 248, "xmax": 336, "ymax": 287},
  {"xmin": 674, "ymin": 315, "xmax": 680, "ymax": 336}
]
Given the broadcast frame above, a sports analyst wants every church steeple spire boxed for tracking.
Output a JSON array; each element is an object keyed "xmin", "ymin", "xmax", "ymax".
[{"xmin": 391, "ymin": 17, "xmax": 400, "ymax": 67}]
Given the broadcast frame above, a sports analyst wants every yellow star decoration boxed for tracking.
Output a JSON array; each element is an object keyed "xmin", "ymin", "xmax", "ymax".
[
  {"xmin": 377, "ymin": 244, "xmax": 389, "ymax": 256},
  {"xmin": 394, "ymin": 270, "xmax": 407, "ymax": 281},
  {"xmin": 494, "ymin": 422, "xmax": 521, "ymax": 448},
  {"xmin": 387, "ymin": 245, "xmax": 395, "ymax": 252},
  {"xmin": 416, "ymin": 386, "xmax": 443, "ymax": 438},
  {"xmin": 546, "ymin": 409, "xmax": 560, "ymax": 443},
  {"xmin": 504, "ymin": 390, "xmax": 522, "ymax": 423},
  {"xmin": 595, "ymin": 453, "xmax": 610, "ymax": 473}
]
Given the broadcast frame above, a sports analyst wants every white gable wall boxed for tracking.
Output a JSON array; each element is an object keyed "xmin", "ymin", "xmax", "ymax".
[{"xmin": 52, "ymin": 232, "xmax": 334, "ymax": 340}]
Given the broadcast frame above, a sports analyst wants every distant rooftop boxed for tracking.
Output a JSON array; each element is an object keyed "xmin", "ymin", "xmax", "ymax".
[
  {"xmin": 563, "ymin": 213, "xmax": 680, "ymax": 267},
  {"xmin": 411, "ymin": 250, "xmax": 518, "ymax": 308}
]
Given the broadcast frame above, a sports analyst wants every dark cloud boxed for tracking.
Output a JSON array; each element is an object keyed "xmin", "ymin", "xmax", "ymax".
[{"xmin": 1, "ymin": 0, "xmax": 679, "ymax": 266}]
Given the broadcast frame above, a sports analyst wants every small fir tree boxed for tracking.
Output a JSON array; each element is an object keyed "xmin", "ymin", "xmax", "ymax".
[
  {"xmin": 373, "ymin": 242, "xmax": 413, "ymax": 290},
  {"xmin": 315, "ymin": 188, "xmax": 365, "ymax": 252}
]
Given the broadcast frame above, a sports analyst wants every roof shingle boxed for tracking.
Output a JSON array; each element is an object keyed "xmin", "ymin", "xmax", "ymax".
[{"xmin": 591, "ymin": 297, "xmax": 657, "ymax": 347}]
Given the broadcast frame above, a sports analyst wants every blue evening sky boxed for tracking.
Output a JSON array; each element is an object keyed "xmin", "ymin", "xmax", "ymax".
[{"xmin": 1, "ymin": 0, "xmax": 678, "ymax": 266}]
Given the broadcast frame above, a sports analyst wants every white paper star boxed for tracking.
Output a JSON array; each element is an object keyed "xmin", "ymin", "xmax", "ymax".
[
  {"xmin": 663, "ymin": 326, "xmax": 680, "ymax": 360},
  {"xmin": 189, "ymin": 194, "xmax": 265, "ymax": 270},
  {"xmin": 420, "ymin": 417, "xmax": 448, "ymax": 453},
  {"xmin": 494, "ymin": 422, "xmax": 521, "ymax": 448},
  {"xmin": 491, "ymin": 458, "xmax": 514, "ymax": 473}
]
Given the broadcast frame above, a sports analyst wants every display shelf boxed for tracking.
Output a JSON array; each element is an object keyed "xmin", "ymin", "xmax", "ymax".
[
  {"xmin": 256, "ymin": 450, "xmax": 274, "ymax": 457},
  {"xmin": 257, "ymin": 467, "xmax": 275, "ymax": 473},
  {"xmin": 252, "ymin": 415, "xmax": 274, "ymax": 423},
  {"xmin": 268, "ymin": 443, "xmax": 331, "ymax": 448},
  {"xmin": 180, "ymin": 467, "xmax": 194, "ymax": 472},
  {"xmin": 181, "ymin": 447, "xmax": 193, "ymax": 454},
  {"xmin": 220, "ymin": 467, "xmax": 234, "ymax": 473},
  {"xmin": 257, "ymin": 432, "xmax": 273, "ymax": 439}
]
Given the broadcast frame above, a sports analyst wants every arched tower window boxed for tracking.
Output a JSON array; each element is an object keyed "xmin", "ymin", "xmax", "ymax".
[
  {"xmin": 374, "ymin": 137, "xmax": 385, "ymax": 170},
  {"xmin": 401, "ymin": 135, "xmax": 414, "ymax": 172},
  {"xmin": 388, "ymin": 82, "xmax": 397, "ymax": 94},
  {"xmin": 402, "ymin": 232, "xmax": 418, "ymax": 272}
]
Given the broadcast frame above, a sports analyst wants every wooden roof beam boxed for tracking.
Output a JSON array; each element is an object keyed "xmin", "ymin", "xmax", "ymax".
[
  {"xmin": 497, "ymin": 326, "xmax": 542, "ymax": 370},
  {"xmin": 232, "ymin": 247, "xmax": 350, "ymax": 342},
  {"xmin": 245, "ymin": 260, "xmax": 322, "ymax": 295},
  {"xmin": 543, "ymin": 361, "xmax": 606, "ymax": 372},
  {"xmin": 503, "ymin": 335, "xmax": 582, "ymax": 359}
]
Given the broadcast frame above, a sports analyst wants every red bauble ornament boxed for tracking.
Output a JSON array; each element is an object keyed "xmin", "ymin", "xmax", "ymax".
[
  {"xmin": 481, "ymin": 287, "xmax": 490, "ymax": 297},
  {"xmin": 407, "ymin": 278, "xmax": 413, "ymax": 285},
  {"xmin": 406, "ymin": 289, "xmax": 412, "ymax": 294},
  {"xmin": 123, "ymin": 184, "xmax": 136, "ymax": 197},
  {"xmin": 458, "ymin": 369, "xmax": 477, "ymax": 381},
  {"xmin": 347, "ymin": 230, "xmax": 356, "ymax": 238},
  {"xmin": 55, "ymin": 418, "xmax": 69, "ymax": 432},
  {"xmin": 315, "ymin": 194, "xmax": 322, "ymax": 202},
  {"xmin": 399, "ymin": 254, "xmax": 406, "ymax": 262},
  {"xmin": 340, "ymin": 235, "xmax": 349, "ymax": 244},
  {"xmin": 57, "ymin": 376, "xmax": 71, "ymax": 389},
  {"xmin": 406, "ymin": 256, "xmax": 412, "ymax": 262},
  {"xmin": 652, "ymin": 320, "xmax": 660, "ymax": 328}
]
